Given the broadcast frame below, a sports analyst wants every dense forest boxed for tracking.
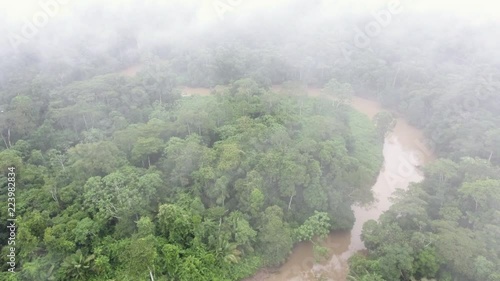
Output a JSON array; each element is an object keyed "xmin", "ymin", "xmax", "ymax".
[
  {"xmin": 0, "ymin": 72, "xmax": 384, "ymax": 280},
  {"xmin": 0, "ymin": 1, "xmax": 499, "ymax": 281}
]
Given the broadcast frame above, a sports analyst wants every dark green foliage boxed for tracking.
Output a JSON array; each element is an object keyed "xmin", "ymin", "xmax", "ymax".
[
  {"xmin": 354, "ymin": 158, "xmax": 500, "ymax": 281},
  {"xmin": 0, "ymin": 78, "xmax": 382, "ymax": 280},
  {"xmin": 3, "ymin": 13, "xmax": 497, "ymax": 280}
]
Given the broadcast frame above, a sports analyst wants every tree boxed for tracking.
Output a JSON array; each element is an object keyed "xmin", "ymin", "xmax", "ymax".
[
  {"xmin": 83, "ymin": 168, "xmax": 160, "ymax": 223},
  {"xmin": 0, "ymin": 149, "xmax": 22, "ymax": 172},
  {"xmin": 433, "ymin": 220, "xmax": 485, "ymax": 280},
  {"xmin": 234, "ymin": 170, "xmax": 265, "ymax": 216},
  {"xmin": 227, "ymin": 211, "xmax": 257, "ymax": 255},
  {"xmin": 120, "ymin": 235, "xmax": 158, "ymax": 280},
  {"xmin": 377, "ymin": 244, "xmax": 415, "ymax": 281},
  {"xmin": 43, "ymin": 224, "xmax": 76, "ymax": 254},
  {"xmin": 59, "ymin": 250, "xmax": 95, "ymax": 281},
  {"xmin": 484, "ymin": 129, "xmax": 500, "ymax": 163},
  {"xmin": 159, "ymin": 243, "xmax": 183, "ymax": 279},
  {"xmin": 373, "ymin": 111, "xmax": 396, "ymax": 138},
  {"xmin": 158, "ymin": 204, "xmax": 198, "ymax": 246},
  {"xmin": 10, "ymin": 95, "xmax": 37, "ymax": 136},
  {"xmin": 131, "ymin": 137, "xmax": 164, "ymax": 168},
  {"xmin": 68, "ymin": 141, "xmax": 126, "ymax": 179},
  {"xmin": 17, "ymin": 257, "xmax": 57, "ymax": 281},
  {"xmin": 136, "ymin": 216, "xmax": 155, "ymax": 238},
  {"xmin": 459, "ymin": 179, "xmax": 500, "ymax": 214},
  {"xmin": 323, "ymin": 78, "xmax": 354, "ymax": 107},
  {"xmin": 72, "ymin": 217, "xmax": 98, "ymax": 246},
  {"xmin": 179, "ymin": 256, "xmax": 207, "ymax": 281},
  {"xmin": 257, "ymin": 206, "xmax": 293, "ymax": 266},
  {"xmin": 277, "ymin": 156, "xmax": 307, "ymax": 211},
  {"xmin": 280, "ymin": 81, "xmax": 309, "ymax": 114},
  {"xmin": 348, "ymin": 254, "xmax": 384, "ymax": 281},
  {"xmin": 161, "ymin": 135, "xmax": 207, "ymax": 187},
  {"xmin": 295, "ymin": 211, "xmax": 331, "ymax": 242},
  {"xmin": 413, "ymin": 247, "xmax": 441, "ymax": 279},
  {"xmin": 473, "ymin": 256, "xmax": 498, "ymax": 281}
]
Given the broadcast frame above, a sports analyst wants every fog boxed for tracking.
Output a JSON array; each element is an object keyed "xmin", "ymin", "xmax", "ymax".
[
  {"xmin": 0, "ymin": 0, "xmax": 497, "ymax": 86},
  {"xmin": 2, "ymin": 0, "xmax": 500, "ymax": 57},
  {"xmin": 1, "ymin": 1, "xmax": 499, "ymax": 281}
]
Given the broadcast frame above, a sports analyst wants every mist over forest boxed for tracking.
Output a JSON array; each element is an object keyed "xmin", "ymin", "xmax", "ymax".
[{"xmin": 0, "ymin": 1, "xmax": 499, "ymax": 281}]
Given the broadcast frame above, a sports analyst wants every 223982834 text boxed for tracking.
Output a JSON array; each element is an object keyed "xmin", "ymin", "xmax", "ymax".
[{"xmin": 6, "ymin": 167, "xmax": 17, "ymax": 273}]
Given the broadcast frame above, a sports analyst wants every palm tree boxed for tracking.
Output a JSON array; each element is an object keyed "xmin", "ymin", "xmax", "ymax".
[
  {"xmin": 215, "ymin": 237, "xmax": 242, "ymax": 264},
  {"xmin": 60, "ymin": 250, "xmax": 95, "ymax": 280}
]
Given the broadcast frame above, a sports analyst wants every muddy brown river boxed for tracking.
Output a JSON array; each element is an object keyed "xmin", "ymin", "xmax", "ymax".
[
  {"xmin": 181, "ymin": 85, "xmax": 435, "ymax": 281},
  {"xmin": 257, "ymin": 88, "xmax": 435, "ymax": 281},
  {"xmin": 119, "ymin": 67, "xmax": 434, "ymax": 280}
]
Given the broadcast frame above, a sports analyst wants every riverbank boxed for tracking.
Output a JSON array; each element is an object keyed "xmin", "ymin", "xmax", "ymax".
[
  {"xmin": 117, "ymin": 67, "xmax": 433, "ymax": 280},
  {"xmin": 242, "ymin": 87, "xmax": 434, "ymax": 281}
]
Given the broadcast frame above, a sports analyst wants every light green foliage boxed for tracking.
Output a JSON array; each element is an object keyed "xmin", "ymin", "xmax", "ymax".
[
  {"xmin": 72, "ymin": 218, "xmax": 98, "ymax": 246},
  {"xmin": 179, "ymin": 256, "xmax": 207, "ymax": 281},
  {"xmin": 68, "ymin": 141, "xmax": 127, "ymax": 179},
  {"xmin": 459, "ymin": 179, "xmax": 500, "ymax": 222},
  {"xmin": 43, "ymin": 225, "xmax": 76, "ymax": 254},
  {"xmin": 0, "ymin": 149, "xmax": 23, "ymax": 171},
  {"xmin": 258, "ymin": 206, "xmax": 293, "ymax": 266},
  {"xmin": 83, "ymin": 168, "xmax": 160, "ymax": 222},
  {"xmin": 120, "ymin": 235, "xmax": 157, "ymax": 280},
  {"xmin": 227, "ymin": 211, "xmax": 257, "ymax": 254},
  {"xmin": 377, "ymin": 244, "xmax": 415, "ymax": 281},
  {"xmin": 160, "ymin": 243, "xmax": 183, "ymax": 278},
  {"xmin": 348, "ymin": 254, "xmax": 383, "ymax": 281},
  {"xmin": 158, "ymin": 203, "xmax": 198, "ymax": 245},
  {"xmin": 295, "ymin": 211, "xmax": 331, "ymax": 242},
  {"xmin": 9, "ymin": 95, "xmax": 37, "ymax": 136},
  {"xmin": 234, "ymin": 171, "xmax": 265, "ymax": 216},
  {"xmin": 1, "ymin": 13, "xmax": 500, "ymax": 281},
  {"xmin": 18, "ymin": 257, "xmax": 57, "ymax": 281},
  {"xmin": 355, "ymin": 158, "xmax": 500, "ymax": 281},
  {"xmin": 414, "ymin": 247, "xmax": 441, "ymax": 279},
  {"xmin": 161, "ymin": 135, "xmax": 207, "ymax": 187},
  {"xmin": 346, "ymin": 110, "xmax": 384, "ymax": 202},
  {"xmin": 131, "ymin": 137, "xmax": 164, "ymax": 167},
  {"xmin": 59, "ymin": 250, "xmax": 95, "ymax": 280},
  {"xmin": 28, "ymin": 149, "xmax": 44, "ymax": 165},
  {"xmin": 137, "ymin": 216, "xmax": 156, "ymax": 237}
]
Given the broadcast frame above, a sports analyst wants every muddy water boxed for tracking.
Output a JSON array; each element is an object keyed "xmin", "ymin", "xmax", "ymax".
[
  {"xmin": 119, "ymin": 64, "xmax": 142, "ymax": 77},
  {"xmin": 115, "ymin": 68, "xmax": 434, "ymax": 280},
  {"xmin": 181, "ymin": 87, "xmax": 213, "ymax": 96},
  {"xmin": 256, "ymin": 87, "xmax": 434, "ymax": 281}
]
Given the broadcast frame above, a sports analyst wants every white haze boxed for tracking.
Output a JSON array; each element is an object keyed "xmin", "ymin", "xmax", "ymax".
[{"xmin": 0, "ymin": 0, "xmax": 499, "ymax": 66}]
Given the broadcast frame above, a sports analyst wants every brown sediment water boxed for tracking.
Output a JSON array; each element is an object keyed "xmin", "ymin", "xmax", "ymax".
[
  {"xmin": 181, "ymin": 87, "xmax": 213, "ymax": 96},
  {"xmin": 116, "ymin": 67, "xmax": 434, "ymax": 280},
  {"xmin": 119, "ymin": 64, "xmax": 142, "ymax": 77},
  {"xmin": 246, "ymin": 87, "xmax": 435, "ymax": 281}
]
